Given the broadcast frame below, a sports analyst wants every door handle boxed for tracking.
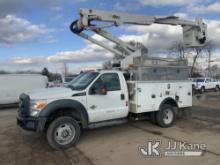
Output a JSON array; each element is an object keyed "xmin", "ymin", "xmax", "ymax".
[
  {"xmin": 90, "ymin": 105, "xmax": 96, "ymax": 109},
  {"xmin": 121, "ymin": 94, "xmax": 125, "ymax": 100}
]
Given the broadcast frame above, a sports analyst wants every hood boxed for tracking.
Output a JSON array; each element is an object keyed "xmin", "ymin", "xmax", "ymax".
[
  {"xmin": 196, "ymin": 81, "xmax": 203, "ymax": 85},
  {"xmin": 195, "ymin": 82, "xmax": 204, "ymax": 87},
  {"xmin": 27, "ymin": 87, "xmax": 80, "ymax": 100}
]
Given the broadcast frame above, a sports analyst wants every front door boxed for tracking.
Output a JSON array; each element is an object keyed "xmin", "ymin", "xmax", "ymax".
[
  {"xmin": 205, "ymin": 78, "xmax": 211, "ymax": 89},
  {"xmin": 87, "ymin": 73, "xmax": 128, "ymax": 123}
]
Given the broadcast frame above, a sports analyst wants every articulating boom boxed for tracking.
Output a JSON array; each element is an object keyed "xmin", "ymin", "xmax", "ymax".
[{"xmin": 70, "ymin": 8, "xmax": 207, "ymax": 68}]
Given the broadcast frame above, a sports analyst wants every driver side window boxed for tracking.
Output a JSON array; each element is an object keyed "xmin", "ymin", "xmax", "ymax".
[{"xmin": 89, "ymin": 73, "xmax": 121, "ymax": 94}]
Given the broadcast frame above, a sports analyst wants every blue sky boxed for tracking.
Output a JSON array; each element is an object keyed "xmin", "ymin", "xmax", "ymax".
[{"xmin": 0, "ymin": 0, "xmax": 220, "ymax": 73}]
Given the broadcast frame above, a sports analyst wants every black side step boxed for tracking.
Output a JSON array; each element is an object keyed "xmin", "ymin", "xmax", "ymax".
[{"xmin": 87, "ymin": 118, "xmax": 128, "ymax": 129}]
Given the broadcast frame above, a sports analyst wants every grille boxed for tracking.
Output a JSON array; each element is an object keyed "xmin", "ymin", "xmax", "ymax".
[{"xmin": 18, "ymin": 93, "xmax": 30, "ymax": 117}]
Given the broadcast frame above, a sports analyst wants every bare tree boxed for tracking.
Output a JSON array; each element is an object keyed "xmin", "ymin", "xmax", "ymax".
[
  {"xmin": 190, "ymin": 47, "xmax": 204, "ymax": 77},
  {"xmin": 62, "ymin": 63, "xmax": 68, "ymax": 77},
  {"xmin": 190, "ymin": 40, "xmax": 216, "ymax": 77},
  {"xmin": 209, "ymin": 65, "xmax": 219, "ymax": 78},
  {"xmin": 102, "ymin": 60, "xmax": 112, "ymax": 69},
  {"xmin": 168, "ymin": 40, "xmax": 186, "ymax": 59},
  {"xmin": 168, "ymin": 40, "xmax": 204, "ymax": 77},
  {"xmin": 203, "ymin": 40, "xmax": 216, "ymax": 77}
]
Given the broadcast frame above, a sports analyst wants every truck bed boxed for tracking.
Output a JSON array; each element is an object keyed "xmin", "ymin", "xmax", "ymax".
[{"xmin": 127, "ymin": 80, "xmax": 192, "ymax": 113}]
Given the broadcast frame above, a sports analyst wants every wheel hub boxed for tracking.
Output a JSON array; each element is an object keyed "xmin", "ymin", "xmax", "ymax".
[
  {"xmin": 163, "ymin": 109, "xmax": 173, "ymax": 124},
  {"xmin": 62, "ymin": 130, "xmax": 69, "ymax": 138},
  {"xmin": 54, "ymin": 123, "xmax": 76, "ymax": 145}
]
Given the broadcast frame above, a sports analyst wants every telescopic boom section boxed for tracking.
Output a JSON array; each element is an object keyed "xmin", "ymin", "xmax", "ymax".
[{"xmin": 70, "ymin": 8, "xmax": 207, "ymax": 59}]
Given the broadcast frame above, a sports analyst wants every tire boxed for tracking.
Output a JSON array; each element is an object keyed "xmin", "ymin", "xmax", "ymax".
[
  {"xmin": 156, "ymin": 104, "xmax": 176, "ymax": 128},
  {"xmin": 215, "ymin": 86, "xmax": 219, "ymax": 92},
  {"xmin": 46, "ymin": 116, "xmax": 81, "ymax": 150},
  {"xmin": 200, "ymin": 87, "xmax": 205, "ymax": 93}
]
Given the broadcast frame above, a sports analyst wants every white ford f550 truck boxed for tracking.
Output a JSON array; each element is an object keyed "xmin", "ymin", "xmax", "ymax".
[
  {"xmin": 17, "ymin": 8, "xmax": 207, "ymax": 150},
  {"xmin": 17, "ymin": 70, "xmax": 192, "ymax": 150}
]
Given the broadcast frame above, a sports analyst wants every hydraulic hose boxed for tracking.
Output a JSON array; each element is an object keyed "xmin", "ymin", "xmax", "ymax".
[{"xmin": 70, "ymin": 20, "xmax": 84, "ymax": 34}]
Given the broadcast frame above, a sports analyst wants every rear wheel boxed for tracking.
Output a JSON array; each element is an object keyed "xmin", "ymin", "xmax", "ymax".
[
  {"xmin": 215, "ymin": 85, "xmax": 219, "ymax": 92},
  {"xmin": 46, "ymin": 116, "xmax": 81, "ymax": 150},
  {"xmin": 156, "ymin": 104, "xmax": 176, "ymax": 128}
]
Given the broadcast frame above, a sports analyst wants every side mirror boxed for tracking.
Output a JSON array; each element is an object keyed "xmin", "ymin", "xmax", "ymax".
[{"xmin": 98, "ymin": 86, "xmax": 107, "ymax": 95}]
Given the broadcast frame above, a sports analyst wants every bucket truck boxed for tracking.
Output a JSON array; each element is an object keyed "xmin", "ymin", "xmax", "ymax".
[{"xmin": 17, "ymin": 8, "xmax": 207, "ymax": 150}]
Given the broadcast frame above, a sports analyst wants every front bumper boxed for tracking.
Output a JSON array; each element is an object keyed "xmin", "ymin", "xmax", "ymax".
[
  {"xmin": 193, "ymin": 84, "xmax": 200, "ymax": 90},
  {"xmin": 194, "ymin": 86, "xmax": 201, "ymax": 90},
  {"xmin": 17, "ymin": 93, "xmax": 46, "ymax": 132},
  {"xmin": 16, "ymin": 114, "xmax": 46, "ymax": 132}
]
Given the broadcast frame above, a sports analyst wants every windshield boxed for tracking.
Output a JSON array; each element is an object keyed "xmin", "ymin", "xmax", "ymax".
[
  {"xmin": 67, "ymin": 72, "xmax": 99, "ymax": 90},
  {"xmin": 196, "ymin": 79, "xmax": 205, "ymax": 82}
]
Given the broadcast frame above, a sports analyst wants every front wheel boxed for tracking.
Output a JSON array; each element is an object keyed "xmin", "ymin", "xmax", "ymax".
[
  {"xmin": 46, "ymin": 116, "xmax": 81, "ymax": 150},
  {"xmin": 156, "ymin": 104, "xmax": 176, "ymax": 128},
  {"xmin": 200, "ymin": 87, "xmax": 205, "ymax": 93}
]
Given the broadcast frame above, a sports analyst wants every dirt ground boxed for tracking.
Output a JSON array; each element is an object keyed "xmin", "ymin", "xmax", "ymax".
[{"xmin": 1, "ymin": 92, "xmax": 220, "ymax": 165}]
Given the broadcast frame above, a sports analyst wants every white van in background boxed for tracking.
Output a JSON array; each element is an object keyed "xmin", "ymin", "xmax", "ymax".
[{"xmin": 0, "ymin": 74, "xmax": 48, "ymax": 105}]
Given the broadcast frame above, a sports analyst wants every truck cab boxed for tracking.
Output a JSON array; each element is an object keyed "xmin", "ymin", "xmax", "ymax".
[
  {"xmin": 78, "ymin": 70, "xmax": 129, "ymax": 123},
  {"xmin": 17, "ymin": 71, "xmax": 129, "ymax": 149}
]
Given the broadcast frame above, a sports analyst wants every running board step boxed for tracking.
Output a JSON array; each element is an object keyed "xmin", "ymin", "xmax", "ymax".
[{"xmin": 87, "ymin": 118, "xmax": 128, "ymax": 129}]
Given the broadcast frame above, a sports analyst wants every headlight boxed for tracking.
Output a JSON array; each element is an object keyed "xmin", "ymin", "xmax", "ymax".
[
  {"xmin": 33, "ymin": 100, "xmax": 47, "ymax": 110},
  {"xmin": 30, "ymin": 100, "xmax": 47, "ymax": 117}
]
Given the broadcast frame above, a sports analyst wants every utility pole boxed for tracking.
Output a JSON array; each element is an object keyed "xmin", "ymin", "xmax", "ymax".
[
  {"xmin": 208, "ymin": 49, "xmax": 211, "ymax": 77},
  {"xmin": 206, "ymin": 40, "xmax": 215, "ymax": 77}
]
